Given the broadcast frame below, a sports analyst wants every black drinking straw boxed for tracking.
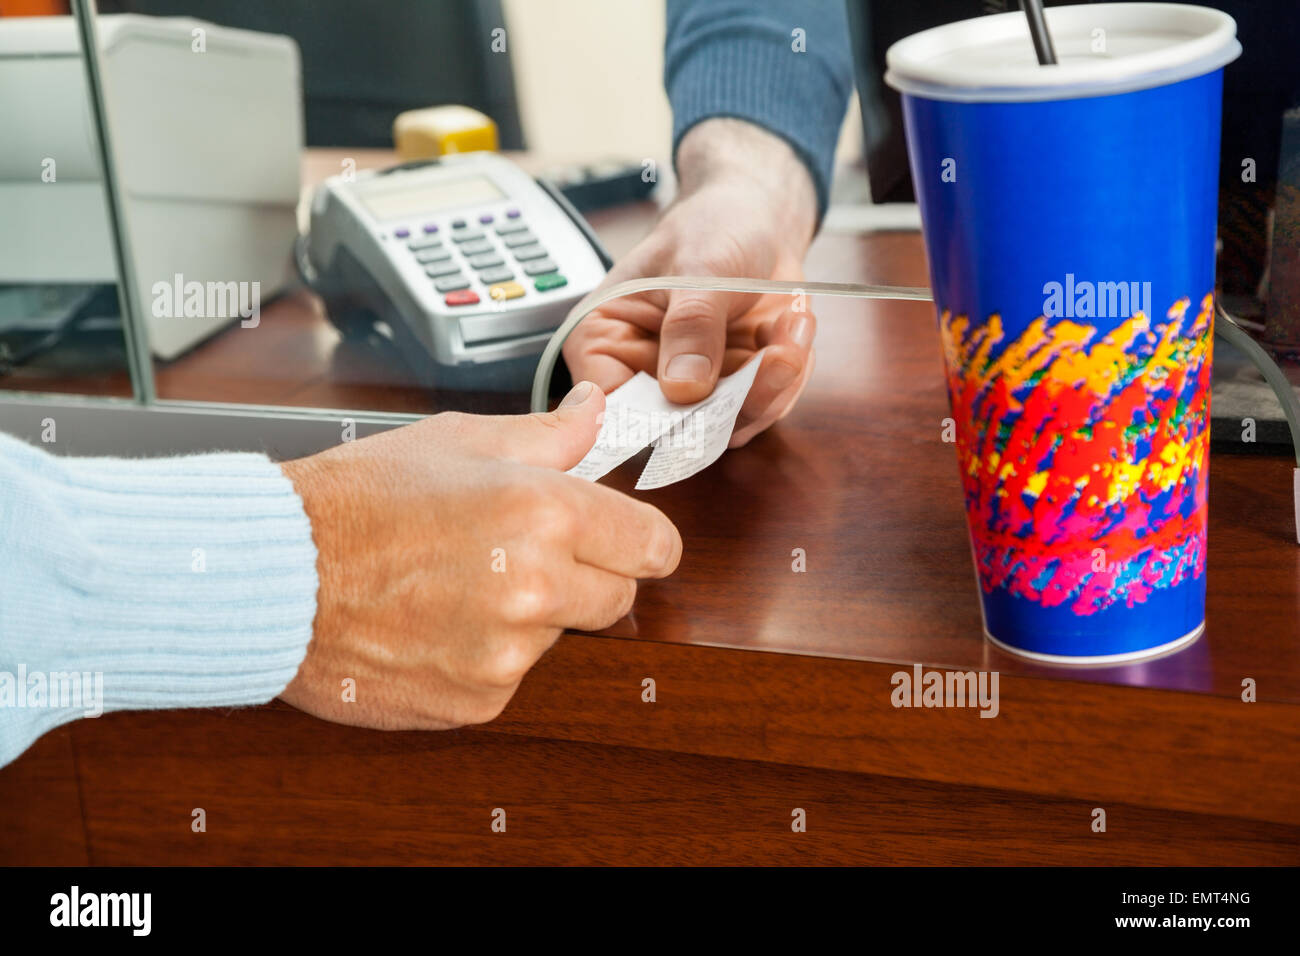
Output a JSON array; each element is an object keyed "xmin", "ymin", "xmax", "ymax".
[{"xmin": 1021, "ymin": 0, "xmax": 1058, "ymax": 65}]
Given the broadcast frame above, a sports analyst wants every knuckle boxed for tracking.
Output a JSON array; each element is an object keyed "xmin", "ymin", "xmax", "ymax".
[
  {"xmin": 529, "ymin": 494, "xmax": 577, "ymax": 542},
  {"xmin": 661, "ymin": 298, "xmax": 723, "ymax": 335},
  {"xmin": 496, "ymin": 480, "xmax": 573, "ymax": 539},
  {"xmin": 765, "ymin": 358, "xmax": 803, "ymax": 390},
  {"xmin": 525, "ymin": 410, "xmax": 564, "ymax": 434},
  {"xmin": 500, "ymin": 577, "xmax": 554, "ymax": 625},
  {"xmin": 480, "ymin": 636, "xmax": 536, "ymax": 689},
  {"xmin": 494, "ymin": 477, "xmax": 541, "ymax": 514}
]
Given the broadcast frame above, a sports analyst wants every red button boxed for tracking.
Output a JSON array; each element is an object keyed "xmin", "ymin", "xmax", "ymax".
[{"xmin": 444, "ymin": 290, "xmax": 480, "ymax": 306}]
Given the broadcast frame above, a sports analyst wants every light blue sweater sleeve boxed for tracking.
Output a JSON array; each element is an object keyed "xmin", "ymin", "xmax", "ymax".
[{"xmin": 0, "ymin": 431, "xmax": 318, "ymax": 768}]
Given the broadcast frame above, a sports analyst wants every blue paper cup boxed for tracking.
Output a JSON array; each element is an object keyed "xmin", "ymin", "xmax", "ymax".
[{"xmin": 885, "ymin": 4, "xmax": 1240, "ymax": 663}]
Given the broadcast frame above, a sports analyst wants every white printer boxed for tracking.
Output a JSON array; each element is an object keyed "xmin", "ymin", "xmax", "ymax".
[{"xmin": 0, "ymin": 15, "xmax": 302, "ymax": 360}]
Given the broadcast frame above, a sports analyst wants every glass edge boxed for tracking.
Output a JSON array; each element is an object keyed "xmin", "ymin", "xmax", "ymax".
[
  {"xmin": 0, "ymin": 389, "xmax": 421, "ymax": 427},
  {"xmin": 73, "ymin": 0, "xmax": 155, "ymax": 404}
]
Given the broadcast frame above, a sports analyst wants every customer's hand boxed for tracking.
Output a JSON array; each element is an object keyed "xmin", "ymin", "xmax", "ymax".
[
  {"xmin": 563, "ymin": 118, "xmax": 821, "ymax": 447},
  {"xmin": 278, "ymin": 381, "xmax": 681, "ymax": 730}
]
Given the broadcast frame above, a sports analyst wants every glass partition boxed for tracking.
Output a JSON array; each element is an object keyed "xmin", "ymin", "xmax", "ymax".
[
  {"xmin": 80, "ymin": 0, "xmax": 670, "ymax": 423},
  {"xmin": 0, "ymin": 4, "xmax": 135, "ymax": 401}
]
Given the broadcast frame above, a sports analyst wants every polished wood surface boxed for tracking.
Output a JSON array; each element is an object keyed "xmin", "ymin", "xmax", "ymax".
[
  {"xmin": 14, "ymin": 707, "xmax": 1298, "ymax": 866},
  {"xmin": 2, "ymin": 150, "xmax": 1298, "ymax": 864}
]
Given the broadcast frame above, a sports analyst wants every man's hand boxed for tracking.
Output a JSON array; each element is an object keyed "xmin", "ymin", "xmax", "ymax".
[
  {"xmin": 563, "ymin": 119, "xmax": 822, "ymax": 447},
  {"xmin": 279, "ymin": 381, "xmax": 681, "ymax": 730}
]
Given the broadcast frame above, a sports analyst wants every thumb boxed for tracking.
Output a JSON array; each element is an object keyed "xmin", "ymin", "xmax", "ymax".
[
  {"xmin": 497, "ymin": 380, "xmax": 606, "ymax": 471},
  {"xmin": 657, "ymin": 290, "xmax": 729, "ymax": 404}
]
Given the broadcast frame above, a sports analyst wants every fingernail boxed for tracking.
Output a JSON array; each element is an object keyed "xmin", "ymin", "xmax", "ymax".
[
  {"xmin": 790, "ymin": 316, "xmax": 813, "ymax": 348},
  {"xmin": 767, "ymin": 360, "xmax": 800, "ymax": 391},
  {"xmin": 559, "ymin": 380, "xmax": 595, "ymax": 408},
  {"xmin": 664, "ymin": 353, "xmax": 712, "ymax": 382}
]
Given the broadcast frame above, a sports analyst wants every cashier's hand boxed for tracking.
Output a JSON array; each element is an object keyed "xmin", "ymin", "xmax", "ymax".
[
  {"xmin": 278, "ymin": 382, "xmax": 681, "ymax": 730},
  {"xmin": 563, "ymin": 118, "xmax": 820, "ymax": 447}
]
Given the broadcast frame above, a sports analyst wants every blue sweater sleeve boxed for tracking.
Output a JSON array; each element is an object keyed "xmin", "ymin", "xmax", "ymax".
[
  {"xmin": 0, "ymin": 432, "xmax": 318, "ymax": 768},
  {"xmin": 664, "ymin": 0, "xmax": 856, "ymax": 217}
]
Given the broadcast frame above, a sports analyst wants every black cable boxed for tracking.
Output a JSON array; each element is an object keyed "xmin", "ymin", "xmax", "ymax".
[{"xmin": 0, "ymin": 285, "xmax": 120, "ymax": 377}]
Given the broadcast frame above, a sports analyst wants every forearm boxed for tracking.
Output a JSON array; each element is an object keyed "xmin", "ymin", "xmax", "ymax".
[{"xmin": 0, "ymin": 433, "xmax": 317, "ymax": 768}]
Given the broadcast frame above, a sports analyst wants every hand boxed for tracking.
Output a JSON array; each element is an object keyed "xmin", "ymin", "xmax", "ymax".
[
  {"xmin": 563, "ymin": 118, "xmax": 821, "ymax": 447},
  {"xmin": 278, "ymin": 381, "xmax": 682, "ymax": 730}
]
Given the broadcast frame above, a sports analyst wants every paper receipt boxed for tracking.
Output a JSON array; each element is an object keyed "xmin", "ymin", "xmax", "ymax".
[{"xmin": 567, "ymin": 355, "xmax": 763, "ymax": 489}]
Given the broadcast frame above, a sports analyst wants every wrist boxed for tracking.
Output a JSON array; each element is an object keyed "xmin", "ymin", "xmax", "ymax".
[
  {"xmin": 280, "ymin": 455, "xmax": 338, "ymax": 637},
  {"xmin": 675, "ymin": 118, "xmax": 819, "ymax": 250}
]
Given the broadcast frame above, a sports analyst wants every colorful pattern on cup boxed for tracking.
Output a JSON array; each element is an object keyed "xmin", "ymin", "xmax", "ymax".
[{"xmin": 940, "ymin": 293, "xmax": 1212, "ymax": 618}]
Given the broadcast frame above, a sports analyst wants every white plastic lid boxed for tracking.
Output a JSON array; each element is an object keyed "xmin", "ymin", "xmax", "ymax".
[{"xmin": 884, "ymin": 2, "xmax": 1240, "ymax": 102}]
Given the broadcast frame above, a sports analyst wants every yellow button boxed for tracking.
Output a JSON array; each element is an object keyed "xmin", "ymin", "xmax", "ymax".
[{"xmin": 488, "ymin": 281, "xmax": 525, "ymax": 302}]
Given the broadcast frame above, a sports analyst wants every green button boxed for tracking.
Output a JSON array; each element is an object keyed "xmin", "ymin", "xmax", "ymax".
[{"xmin": 534, "ymin": 273, "xmax": 568, "ymax": 292}]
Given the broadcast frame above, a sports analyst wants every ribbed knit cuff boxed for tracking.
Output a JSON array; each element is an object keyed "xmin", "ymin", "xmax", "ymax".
[
  {"xmin": 0, "ymin": 435, "xmax": 318, "ymax": 767},
  {"xmin": 665, "ymin": 6, "xmax": 855, "ymax": 220}
]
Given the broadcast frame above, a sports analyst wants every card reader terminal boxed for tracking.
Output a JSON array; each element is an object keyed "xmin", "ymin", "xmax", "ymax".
[{"xmin": 305, "ymin": 152, "xmax": 610, "ymax": 391}]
